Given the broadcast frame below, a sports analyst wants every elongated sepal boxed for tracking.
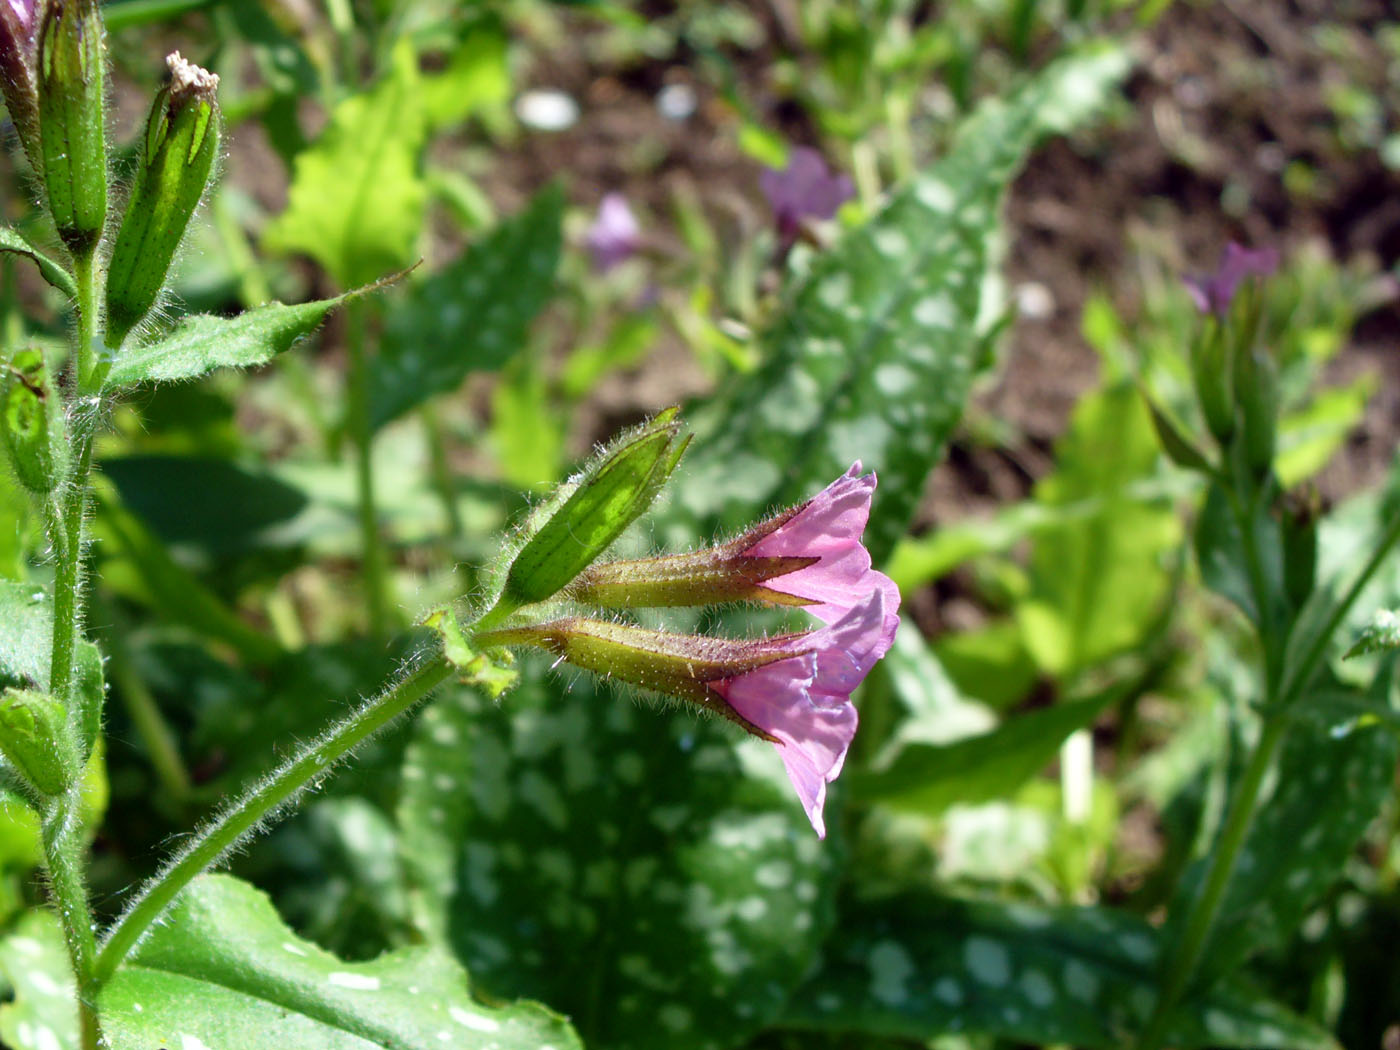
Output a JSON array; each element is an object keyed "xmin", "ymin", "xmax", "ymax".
[
  {"xmin": 477, "ymin": 616, "xmax": 785, "ymax": 738},
  {"xmin": 572, "ymin": 551, "xmax": 817, "ymax": 609},
  {"xmin": 38, "ymin": 0, "xmax": 107, "ymax": 255},
  {"xmin": 500, "ymin": 408, "xmax": 689, "ymax": 607},
  {"xmin": 1, "ymin": 348, "xmax": 67, "ymax": 494},
  {"xmin": 0, "ymin": 688, "xmax": 77, "ymax": 797},
  {"xmin": 422, "ymin": 608, "xmax": 518, "ymax": 699},
  {"xmin": 105, "ymin": 52, "xmax": 221, "ymax": 347}
]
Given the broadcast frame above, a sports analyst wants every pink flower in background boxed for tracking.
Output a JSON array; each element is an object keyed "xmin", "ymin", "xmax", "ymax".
[
  {"xmin": 1184, "ymin": 242, "xmax": 1278, "ymax": 317},
  {"xmin": 738, "ymin": 462, "xmax": 901, "ymax": 639},
  {"xmin": 760, "ymin": 146, "xmax": 854, "ymax": 239},
  {"xmin": 586, "ymin": 192, "xmax": 641, "ymax": 272},
  {"xmin": 715, "ymin": 590, "xmax": 893, "ymax": 837}
]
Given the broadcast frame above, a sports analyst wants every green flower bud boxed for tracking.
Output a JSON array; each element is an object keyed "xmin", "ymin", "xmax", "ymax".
[
  {"xmin": 1280, "ymin": 487, "xmax": 1320, "ymax": 612},
  {"xmin": 1, "ymin": 348, "xmax": 67, "ymax": 494},
  {"xmin": 0, "ymin": 688, "xmax": 76, "ymax": 797},
  {"xmin": 1190, "ymin": 322, "xmax": 1235, "ymax": 446},
  {"xmin": 38, "ymin": 0, "xmax": 107, "ymax": 256},
  {"xmin": 1235, "ymin": 345, "xmax": 1278, "ymax": 482},
  {"xmin": 498, "ymin": 408, "xmax": 689, "ymax": 610},
  {"xmin": 105, "ymin": 52, "xmax": 221, "ymax": 347}
]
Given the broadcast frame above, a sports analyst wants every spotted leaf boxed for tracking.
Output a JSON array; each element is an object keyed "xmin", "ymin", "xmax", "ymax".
[
  {"xmin": 96, "ymin": 873, "xmax": 581, "ymax": 1049},
  {"xmin": 779, "ymin": 894, "xmax": 1338, "ymax": 1049},
  {"xmin": 662, "ymin": 43, "xmax": 1131, "ymax": 563},
  {"xmin": 397, "ymin": 666, "xmax": 837, "ymax": 1050},
  {"xmin": 0, "ymin": 909, "xmax": 78, "ymax": 1050}
]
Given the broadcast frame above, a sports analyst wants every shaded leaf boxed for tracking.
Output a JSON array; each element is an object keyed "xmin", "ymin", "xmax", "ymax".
[
  {"xmin": 98, "ymin": 874, "xmax": 582, "ymax": 1050},
  {"xmin": 1343, "ymin": 607, "xmax": 1400, "ymax": 659},
  {"xmin": 0, "ymin": 227, "xmax": 76, "ymax": 300},
  {"xmin": 781, "ymin": 893, "xmax": 1338, "ymax": 1050},
  {"xmin": 397, "ymin": 666, "xmax": 835, "ymax": 1050},
  {"xmin": 370, "ymin": 185, "xmax": 563, "ymax": 430}
]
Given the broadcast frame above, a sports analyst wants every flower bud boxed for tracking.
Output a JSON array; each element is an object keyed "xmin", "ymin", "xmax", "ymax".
[
  {"xmin": 0, "ymin": 0, "xmax": 42, "ymax": 171},
  {"xmin": 1190, "ymin": 323, "xmax": 1235, "ymax": 446},
  {"xmin": 478, "ymin": 616, "xmax": 788, "ymax": 736},
  {"xmin": 499, "ymin": 408, "xmax": 689, "ymax": 608},
  {"xmin": 1, "ymin": 348, "xmax": 66, "ymax": 494},
  {"xmin": 38, "ymin": 0, "xmax": 107, "ymax": 256},
  {"xmin": 1280, "ymin": 487, "xmax": 1320, "ymax": 612},
  {"xmin": 105, "ymin": 52, "xmax": 220, "ymax": 347},
  {"xmin": 1235, "ymin": 345, "xmax": 1278, "ymax": 481},
  {"xmin": 0, "ymin": 688, "xmax": 76, "ymax": 797}
]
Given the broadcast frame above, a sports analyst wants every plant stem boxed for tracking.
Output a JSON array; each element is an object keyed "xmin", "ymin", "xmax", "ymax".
[
  {"xmin": 93, "ymin": 648, "xmax": 454, "ymax": 985},
  {"xmin": 43, "ymin": 782, "xmax": 101, "ymax": 1049},
  {"xmin": 346, "ymin": 299, "xmax": 391, "ymax": 637},
  {"xmin": 1138, "ymin": 713, "xmax": 1288, "ymax": 1050},
  {"xmin": 421, "ymin": 402, "xmax": 463, "ymax": 538}
]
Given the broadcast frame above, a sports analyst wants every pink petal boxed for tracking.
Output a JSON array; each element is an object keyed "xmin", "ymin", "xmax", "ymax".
[{"xmin": 746, "ymin": 463, "xmax": 901, "ymax": 637}]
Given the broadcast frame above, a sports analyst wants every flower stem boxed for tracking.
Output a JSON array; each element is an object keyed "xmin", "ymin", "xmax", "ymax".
[
  {"xmin": 346, "ymin": 299, "xmax": 391, "ymax": 637},
  {"xmin": 1137, "ymin": 712, "xmax": 1288, "ymax": 1049},
  {"xmin": 93, "ymin": 648, "xmax": 454, "ymax": 986}
]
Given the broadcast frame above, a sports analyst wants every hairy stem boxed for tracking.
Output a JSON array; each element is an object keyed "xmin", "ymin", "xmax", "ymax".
[
  {"xmin": 347, "ymin": 299, "xmax": 391, "ymax": 637},
  {"xmin": 43, "ymin": 786, "xmax": 101, "ymax": 1050},
  {"xmin": 93, "ymin": 648, "xmax": 454, "ymax": 985}
]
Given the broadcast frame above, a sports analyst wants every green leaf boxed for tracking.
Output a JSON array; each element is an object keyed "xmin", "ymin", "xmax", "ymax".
[
  {"xmin": 666, "ymin": 44, "xmax": 1131, "ymax": 562},
  {"xmin": 1016, "ymin": 382, "xmax": 1182, "ymax": 677},
  {"xmin": 1177, "ymin": 689, "xmax": 1399, "ymax": 981},
  {"xmin": 781, "ymin": 894, "xmax": 1338, "ymax": 1050},
  {"xmin": 421, "ymin": 27, "xmax": 510, "ymax": 129},
  {"xmin": 0, "ymin": 227, "xmax": 77, "ymax": 300},
  {"xmin": 370, "ymin": 185, "xmax": 563, "ymax": 430},
  {"xmin": 98, "ymin": 874, "xmax": 582, "ymax": 1050},
  {"xmin": 1345, "ymin": 608, "xmax": 1400, "ymax": 659},
  {"xmin": 262, "ymin": 41, "xmax": 427, "ymax": 288},
  {"xmin": 102, "ymin": 291, "xmax": 357, "ymax": 390},
  {"xmin": 397, "ymin": 666, "xmax": 836, "ymax": 1050},
  {"xmin": 0, "ymin": 581, "xmax": 53, "ymax": 690},
  {"xmin": 851, "ymin": 687, "xmax": 1116, "ymax": 814},
  {"xmin": 0, "ymin": 908, "xmax": 77, "ymax": 1050},
  {"xmin": 1276, "ymin": 374, "xmax": 1377, "ymax": 487}
]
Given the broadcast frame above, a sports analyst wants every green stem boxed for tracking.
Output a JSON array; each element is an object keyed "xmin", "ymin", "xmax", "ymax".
[
  {"xmin": 43, "ymin": 782, "xmax": 101, "ymax": 1049},
  {"xmin": 93, "ymin": 649, "xmax": 454, "ymax": 985},
  {"xmin": 347, "ymin": 300, "xmax": 391, "ymax": 637},
  {"xmin": 1138, "ymin": 714, "xmax": 1289, "ymax": 1049},
  {"xmin": 421, "ymin": 402, "xmax": 463, "ymax": 538},
  {"xmin": 72, "ymin": 251, "xmax": 101, "ymax": 395}
]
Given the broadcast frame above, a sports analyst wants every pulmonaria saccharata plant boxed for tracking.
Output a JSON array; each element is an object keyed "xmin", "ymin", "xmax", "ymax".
[{"xmin": 478, "ymin": 449, "xmax": 900, "ymax": 836}]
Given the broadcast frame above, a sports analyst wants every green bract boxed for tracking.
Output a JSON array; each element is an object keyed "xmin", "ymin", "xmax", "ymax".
[
  {"xmin": 0, "ymin": 688, "xmax": 75, "ymax": 797},
  {"xmin": 106, "ymin": 52, "xmax": 221, "ymax": 347},
  {"xmin": 498, "ymin": 409, "xmax": 690, "ymax": 609},
  {"xmin": 1, "ymin": 349, "xmax": 65, "ymax": 495},
  {"xmin": 38, "ymin": 0, "xmax": 106, "ymax": 256}
]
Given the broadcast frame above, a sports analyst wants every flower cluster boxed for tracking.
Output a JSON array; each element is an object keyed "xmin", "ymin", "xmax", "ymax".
[{"xmin": 476, "ymin": 432, "xmax": 899, "ymax": 837}]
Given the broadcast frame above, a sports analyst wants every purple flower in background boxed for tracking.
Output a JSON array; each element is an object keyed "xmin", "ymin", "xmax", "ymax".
[
  {"xmin": 0, "ymin": 0, "xmax": 40, "ymax": 165},
  {"xmin": 5, "ymin": 0, "xmax": 33, "ymax": 32},
  {"xmin": 760, "ymin": 146, "xmax": 854, "ymax": 239},
  {"xmin": 715, "ymin": 590, "xmax": 894, "ymax": 837},
  {"xmin": 586, "ymin": 192, "xmax": 641, "ymax": 272},
  {"xmin": 1184, "ymin": 242, "xmax": 1279, "ymax": 317}
]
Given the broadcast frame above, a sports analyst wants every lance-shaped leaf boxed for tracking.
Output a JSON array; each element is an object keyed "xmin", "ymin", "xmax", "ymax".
[
  {"xmin": 369, "ymin": 184, "xmax": 563, "ymax": 430},
  {"xmin": 665, "ymin": 43, "xmax": 1132, "ymax": 562},
  {"xmin": 102, "ymin": 288, "xmax": 367, "ymax": 390},
  {"xmin": 781, "ymin": 893, "xmax": 1338, "ymax": 1050},
  {"xmin": 97, "ymin": 874, "xmax": 583, "ymax": 1050}
]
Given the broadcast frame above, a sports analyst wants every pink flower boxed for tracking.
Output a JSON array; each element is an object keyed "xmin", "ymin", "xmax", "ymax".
[
  {"xmin": 586, "ymin": 192, "xmax": 641, "ymax": 272},
  {"xmin": 1184, "ymin": 242, "xmax": 1278, "ymax": 317},
  {"xmin": 6, "ymin": 0, "xmax": 33, "ymax": 32},
  {"xmin": 738, "ymin": 462, "xmax": 900, "ymax": 639},
  {"xmin": 713, "ymin": 590, "xmax": 892, "ymax": 836},
  {"xmin": 760, "ymin": 146, "xmax": 854, "ymax": 240}
]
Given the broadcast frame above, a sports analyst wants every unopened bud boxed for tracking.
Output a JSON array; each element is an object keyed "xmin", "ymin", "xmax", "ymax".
[
  {"xmin": 105, "ymin": 52, "xmax": 221, "ymax": 347},
  {"xmin": 0, "ymin": 0, "xmax": 42, "ymax": 171},
  {"xmin": 1190, "ymin": 323, "xmax": 1235, "ymax": 446},
  {"xmin": 1280, "ymin": 488, "xmax": 1320, "ymax": 612},
  {"xmin": 38, "ymin": 0, "xmax": 107, "ymax": 255},
  {"xmin": 2, "ymin": 348, "xmax": 66, "ymax": 493},
  {"xmin": 499, "ymin": 408, "xmax": 689, "ymax": 608},
  {"xmin": 477, "ymin": 617, "xmax": 782, "ymax": 737},
  {"xmin": 1235, "ymin": 346, "xmax": 1278, "ymax": 481},
  {"xmin": 0, "ymin": 688, "xmax": 76, "ymax": 796}
]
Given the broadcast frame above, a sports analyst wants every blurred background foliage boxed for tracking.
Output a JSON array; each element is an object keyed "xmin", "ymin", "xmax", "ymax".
[{"xmin": 2, "ymin": 0, "xmax": 1400, "ymax": 1047}]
